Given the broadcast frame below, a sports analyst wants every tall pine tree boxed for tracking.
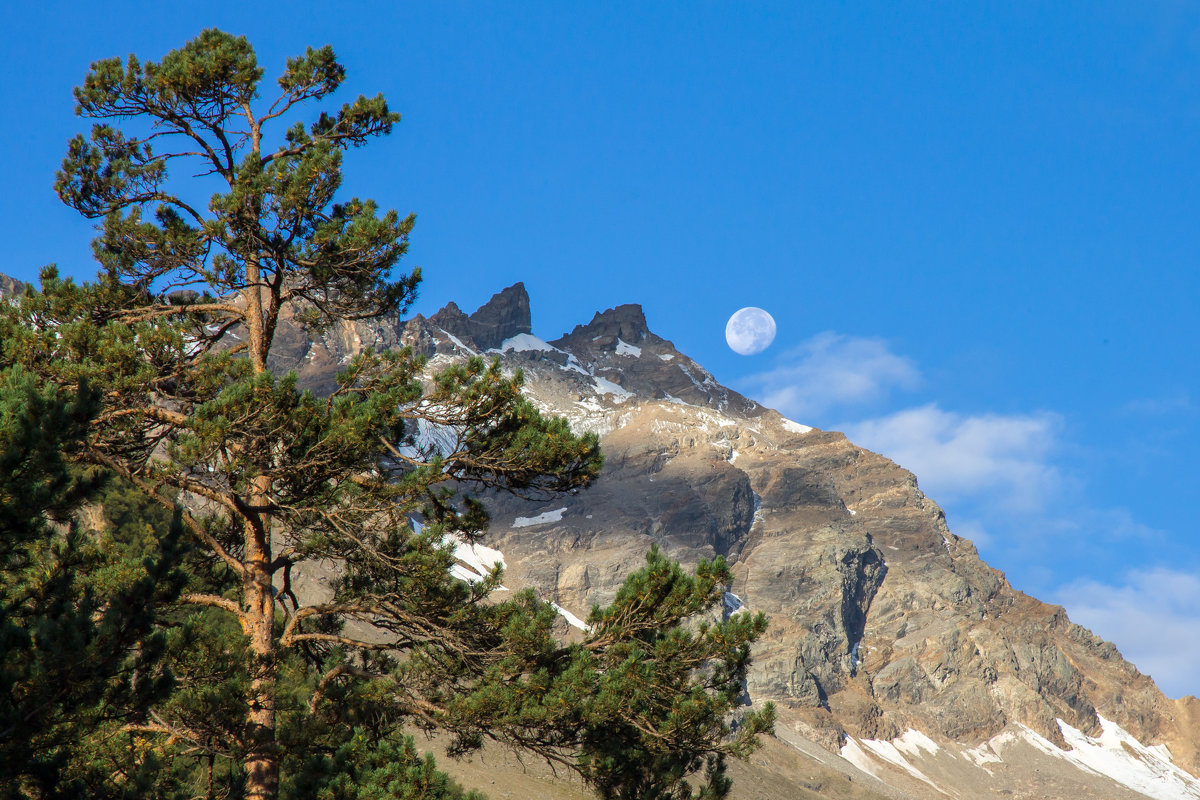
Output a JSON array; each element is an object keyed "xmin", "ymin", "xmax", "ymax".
[{"xmin": 1, "ymin": 29, "xmax": 772, "ymax": 799}]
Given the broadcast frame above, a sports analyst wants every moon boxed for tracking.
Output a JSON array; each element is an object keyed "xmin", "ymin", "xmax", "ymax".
[{"xmin": 725, "ymin": 307, "xmax": 776, "ymax": 355}]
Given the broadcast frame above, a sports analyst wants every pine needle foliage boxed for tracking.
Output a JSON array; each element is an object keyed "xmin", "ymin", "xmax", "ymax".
[
  {"xmin": 2, "ymin": 27, "xmax": 599, "ymax": 799},
  {"xmin": 0, "ymin": 369, "xmax": 185, "ymax": 799},
  {"xmin": 438, "ymin": 546, "xmax": 775, "ymax": 800},
  {"xmin": 0, "ymin": 27, "xmax": 773, "ymax": 799}
]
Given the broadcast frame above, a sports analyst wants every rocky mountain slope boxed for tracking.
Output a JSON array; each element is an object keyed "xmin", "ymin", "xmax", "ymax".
[
  {"xmin": 9, "ymin": 272, "xmax": 1198, "ymax": 799},
  {"xmin": 359, "ymin": 283, "xmax": 1199, "ymax": 800}
]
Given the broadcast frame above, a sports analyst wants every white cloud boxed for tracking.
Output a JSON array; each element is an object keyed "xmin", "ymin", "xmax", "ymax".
[
  {"xmin": 1054, "ymin": 569, "xmax": 1200, "ymax": 699},
  {"xmin": 737, "ymin": 332, "xmax": 919, "ymax": 420},
  {"xmin": 843, "ymin": 404, "xmax": 1062, "ymax": 513}
]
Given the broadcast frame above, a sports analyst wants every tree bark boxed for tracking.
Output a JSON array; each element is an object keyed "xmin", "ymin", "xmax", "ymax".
[
  {"xmin": 243, "ymin": 226, "xmax": 279, "ymax": 798},
  {"xmin": 242, "ymin": 484, "xmax": 278, "ymax": 800}
]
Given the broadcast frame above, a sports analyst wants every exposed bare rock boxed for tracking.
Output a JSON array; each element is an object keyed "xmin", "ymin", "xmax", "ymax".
[
  {"xmin": 0, "ymin": 273, "xmax": 24, "ymax": 297},
  {"xmin": 465, "ymin": 281, "xmax": 532, "ymax": 350}
]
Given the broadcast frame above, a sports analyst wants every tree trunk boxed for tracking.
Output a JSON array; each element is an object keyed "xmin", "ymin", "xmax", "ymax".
[
  {"xmin": 241, "ymin": 242, "xmax": 279, "ymax": 799},
  {"xmin": 242, "ymin": 504, "xmax": 278, "ymax": 800}
]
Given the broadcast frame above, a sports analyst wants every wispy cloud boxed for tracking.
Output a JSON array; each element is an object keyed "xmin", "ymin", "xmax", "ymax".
[
  {"xmin": 1054, "ymin": 568, "xmax": 1200, "ymax": 699},
  {"xmin": 1050, "ymin": 506, "xmax": 1165, "ymax": 543},
  {"xmin": 843, "ymin": 404, "xmax": 1063, "ymax": 513},
  {"xmin": 737, "ymin": 332, "xmax": 919, "ymax": 419},
  {"xmin": 1121, "ymin": 393, "xmax": 1193, "ymax": 416}
]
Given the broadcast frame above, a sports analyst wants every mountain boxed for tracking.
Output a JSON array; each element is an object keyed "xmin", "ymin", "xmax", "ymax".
[
  {"xmin": 382, "ymin": 284, "xmax": 1200, "ymax": 800},
  {"xmin": 8, "ymin": 273, "xmax": 1199, "ymax": 799}
]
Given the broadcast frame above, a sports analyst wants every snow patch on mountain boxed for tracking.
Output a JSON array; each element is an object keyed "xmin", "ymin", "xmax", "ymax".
[
  {"xmin": 513, "ymin": 507, "xmax": 567, "ymax": 528},
  {"xmin": 892, "ymin": 729, "xmax": 941, "ymax": 758},
  {"xmin": 497, "ymin": 333, "xmax": 559, "ymax": 353},
  {"xmin": 677, "ymin": 363, "xmax": 706, "ymax": 391},
  {"xmin": 438, "ymin": 328, "xmax": 477, "ymax": 355},
  {"xmin": 723, "ymin": 591, "xmax": 746, "ymax": 615},
  {"xmin": 615, "ymin": 339, "xmax": 642, "ymax": 357},
  {"xmin": 695, "ymin": 410, "xmax": 736, "ymax": 428},
  {"xmin": 448, "ymin": 537, "xmax": 506, "ymax": 583},
  {"xmin": 592, "ymin": 376, "xmax": 631, "ymax": 400},
  {"xmin": 398, "ymin": 418, "xmax": 461, "ymax": 459},
  {"xmin": 843, "ymin": 718, "xmax": 1200, "ymax": 800},
  {"xmin": 964, "ymin": 741, "xmax": 1003, "ymax": 769},
  {"xmin": 550, "ymin": 601, "xmax": 591, "ymax": 632},
  {"xmin": 780, "ymin": 417, "xmax": 813, "ymax": 434},
  {"xmin": 1055, "ymin": 716, "xmax": 1200, "ymax": 800},
  {"xmin": 841, "ymin": 735, "xmax": 947, "ymax": 794},
  {"xmin": 562, "ymin": 354, "xmax": 590, "ymax": 375}
]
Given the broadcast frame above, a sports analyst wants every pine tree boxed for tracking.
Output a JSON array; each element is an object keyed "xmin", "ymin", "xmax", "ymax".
[
  {"xmin": 0, "ymin": 28, "xmax": 598, "ymax": 799},
  {"xmin": 0, "ymin": 369, "xmax": 184, "ymax": 798},
  {"xmin": 0, "ymin": 29, "xmax": 773, "ymax": 799}
]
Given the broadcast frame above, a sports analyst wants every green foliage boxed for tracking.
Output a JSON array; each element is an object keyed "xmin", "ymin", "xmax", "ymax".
[
  {"xmin": 0, "ymin": 26, "xmax": 772, "ymax": 800},
  {"xmin": 438, "ymin": 546, "xmax": 775, "ymax": 800},
  {"xmin": 56, "ymin": 26, "xmax": 414, "ymax": 334},
  {"xmin": 0, "ymin": 369, "xmax": 186, "ymax": 799},
  {"xmin": 284, "ymin": 731, "xmax": 484, "ymax": 800}
]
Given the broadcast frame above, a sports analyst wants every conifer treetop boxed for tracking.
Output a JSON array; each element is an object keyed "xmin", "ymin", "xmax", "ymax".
[{"xmin": 56, "ymin": 27, "xmax": 416, "ymax": 364}]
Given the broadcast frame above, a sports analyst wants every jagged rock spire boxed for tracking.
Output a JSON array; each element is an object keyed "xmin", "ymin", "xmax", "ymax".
[
  {"xmin": 467, "ymin": 282, "xmax": 532, "ymax": 350},
  {"xmin": 426, "ymin": 283, "xmax": 532, "ymax": 351}
]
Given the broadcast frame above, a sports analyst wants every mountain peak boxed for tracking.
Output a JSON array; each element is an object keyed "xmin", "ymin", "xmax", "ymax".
[
  {"xmin": 467, "ymin": 282, "xmax": 532, "ymax": 350},
  {"xmin": 424, "ymin": 284, "xmax": 532, "ymax": 352},
  {"xmin": 555, "ymin": 303, "xmax": 650, "ymax": 347}
]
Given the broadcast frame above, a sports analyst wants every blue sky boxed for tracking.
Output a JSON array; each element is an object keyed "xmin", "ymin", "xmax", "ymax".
[{"xmin": 4, "ymin": 2, "xmax": 1197, "ymax": 696}]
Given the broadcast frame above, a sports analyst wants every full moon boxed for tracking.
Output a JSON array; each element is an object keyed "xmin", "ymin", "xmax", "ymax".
[{"xmin": 725, "ymin": 307, "xmax": 776, "ymax": 355}]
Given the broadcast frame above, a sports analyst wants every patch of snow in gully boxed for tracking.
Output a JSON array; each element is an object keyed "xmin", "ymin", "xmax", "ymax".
[
  {"xmin": 513, "ymin": 507, "xmax": 567, "ymax": 528},
  {"xmin": 550, "ymin": 602, "xmax": 591, "ymax": 632},
  {"xmin": 437, "ymin": 328, "xmax": 477, "ymax": 355},
  {"xmin": 841, "ymin": 734, "xmax": 947, "ymax": 794},
  {"xmin": 496, "ymin": 333, "xmax": 561, "ymax": 353},
  {"xmin": 615, "ymin": 339, "xmax": 642, "ymax": 357}
]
